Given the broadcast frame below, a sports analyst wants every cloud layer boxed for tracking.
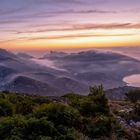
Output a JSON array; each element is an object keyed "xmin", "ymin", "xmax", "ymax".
[{"xmin": 0, "ymin": 0, "xmax": 140, "ymax": 49}]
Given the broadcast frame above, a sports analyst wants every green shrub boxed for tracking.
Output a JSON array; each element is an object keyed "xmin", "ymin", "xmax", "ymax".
[
  {"xmin": 32, "ymin": 97, "xmax": 51, "ymax": 105},
  {"xmin": 0, "ymin": 99, "xmax": 14, "ymax": 117},
  {"xmin": 0, "ymin": 115, "xmax": 26, "ymax": 140},
  {"xmin": 24, "ymin": 117, "xmax": 58, "ymax": 139},
  {"xmin": 34, "ymin": 103, "xmax": 81, "ymax": 127},
  {"xmin": 64, "ymin": 86, "xmax": 109, "ymax": 117},
  {"xmin": 16, "ymin": 99, "xmax": 34, "ymax": 115},
  {"xmin": 125, "ymin": 89, "xmax": 140, "ymax": 103},
  {"xmin": 0, "ymin": 87, "xmax": 128, "ymax": 139}
]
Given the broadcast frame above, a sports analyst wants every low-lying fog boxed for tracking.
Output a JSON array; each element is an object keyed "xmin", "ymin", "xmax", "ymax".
[
  {"xmin": 103, "ymin": 47, "xmax": 140, "ymax": 87},
  {"xmin": 31, "ymin": 58, "xmax": 66, "ymax": 71},
  {"xmin": 29, "ymin": 47, "xmax": 140, "ymax": 88}
]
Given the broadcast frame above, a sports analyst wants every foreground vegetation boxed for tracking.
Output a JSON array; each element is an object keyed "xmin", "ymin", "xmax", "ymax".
[
  {"xmin": 110, "ymin": 89, "xmax": 140, "ymax": 140},
  {"xmin": 0, "ymin": 86, "xmax": 128, "ymax": 140}
]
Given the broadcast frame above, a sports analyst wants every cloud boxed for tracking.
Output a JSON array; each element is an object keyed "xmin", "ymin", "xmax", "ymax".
[
  {"xmin": 1, "ymin": 31, "xmax": 134, "ymax": 43},
  {"xmin": 0, "ymin": 20, "xmax": 23, "ymax": 24},
  {"xmin": 0, "ymin": 14, "xmax": 54, "ymax": 25},
  {"xmin": 32, "ymin": 0, "xmax": 84, "ymax": 4},
  {"xmin": 72, "ymin": 23, "xmax": 140, "ymax": 30},
  {"xmin": 36, "ymin": 9, "xmax": 117, "ymax": 17},
  {"xmin": 0, "ymin": 7, "xmax": 24, "ymax": 16},
  {"xmin": 15, "ymin": 23, "xmax": 140, "ymax": 34},
  {"xmin": 18, "ymin": 33, "xmax": 135, "ymax": 41},
  {"xmin": 0, "ymin": 0, "xmax": 139, "ymax": 45},
  {"xmin": 122, "ymin": 8, "xmax": 140, "ymax": 13},
  {"xmin": 2, "ymin": 22, "xmax": 138, "ymax": 35}
]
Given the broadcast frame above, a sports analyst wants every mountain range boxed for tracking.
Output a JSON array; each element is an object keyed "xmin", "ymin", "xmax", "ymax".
[{"xmin": 0, "ymin": 48, "xmax": 140, "ymax": 96}]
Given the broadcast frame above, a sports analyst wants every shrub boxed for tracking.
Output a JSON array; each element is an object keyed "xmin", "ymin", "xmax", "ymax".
[
  {"xmin": 24, "ymin": 117, "xmax": 58, "ymax": 139},
  {"xmin": 65, "ymin": 86, "xmax": 109, "ymax": 117},
  {"xmin": 15, "ymin": 98, "xmax": 34, "ymax": 115},
  {"xmin": 125, "ymin": 89, "xmax": 140, "ymax": 103},
  {"xmin": 89, "ymin": 85, "xmax": 104, "ymax": 96},
  {"xmin": 0, "ymin": 99, "xmax": 14, "ymax": 117},
  {"xmin": 34, "ymin": 103, "xmax": 81, "ymax": 127},
  {"xmin": 0, "ymin": 115, "xmax": 26, "ymax": 140}
]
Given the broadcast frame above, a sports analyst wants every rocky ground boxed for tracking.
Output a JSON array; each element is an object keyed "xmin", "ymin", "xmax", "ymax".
[{"xmin": 109, "ymin": 100, "xmax": 140, "ymax": 139}]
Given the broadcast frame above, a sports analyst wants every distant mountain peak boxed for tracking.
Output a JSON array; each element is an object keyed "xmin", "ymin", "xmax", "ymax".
[
  {"xmin": 0, "ymin": 48, "xmax": 17, "ymax": 59},
  {"xmin": 0, "ymin": 48, "xmax": 11, "ymax": 54}
]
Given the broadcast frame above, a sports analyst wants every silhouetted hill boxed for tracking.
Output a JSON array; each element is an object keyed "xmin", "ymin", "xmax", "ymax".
[
  {"xmin": 3, "ymin": 76, "xmax": 59, "ymax": 96},
  {"xmin": 53, "ymin": 77, "xmax": 88, "ymax": 94},
  {"xmin": 0, "ymin": 65, "xmax": 17, "ymax": 82},
  {"xmin": 105, "ymin": 86, "xmax": 140, "ymax": 101},
  {"xmin": 0, "ymin": 48, "xmax": 17, "ymax": 60}
]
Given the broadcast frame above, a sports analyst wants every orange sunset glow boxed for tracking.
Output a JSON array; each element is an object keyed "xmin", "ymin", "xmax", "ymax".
[{"xmin": 0, "ymin": 0, "xmax": 140, "ymax": 51}]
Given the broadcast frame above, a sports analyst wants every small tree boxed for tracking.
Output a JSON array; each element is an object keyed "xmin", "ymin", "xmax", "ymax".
[
  {"xmin": 88, "ymin": 85, "xmax": 109, "ymax": 115},
  {"xmin": 89, "ymin": 85, "xmax": 104, "ymax": 96}
]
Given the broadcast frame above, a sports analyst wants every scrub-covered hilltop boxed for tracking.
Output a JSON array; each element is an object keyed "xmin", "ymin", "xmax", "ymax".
[{"xmin": 0, "ymin": 86, "xmax": 128, "ymax": 140}]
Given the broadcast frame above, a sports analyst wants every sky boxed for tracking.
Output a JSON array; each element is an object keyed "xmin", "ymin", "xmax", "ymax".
[{"xmin": 0, "ymin": 0, "xmax": 140, "ymax": 51}]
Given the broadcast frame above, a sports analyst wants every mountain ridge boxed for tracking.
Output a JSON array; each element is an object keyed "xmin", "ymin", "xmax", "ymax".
[{"xmin": 0, "ymin": 48, "xmax": 140, "ymax": 96}]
